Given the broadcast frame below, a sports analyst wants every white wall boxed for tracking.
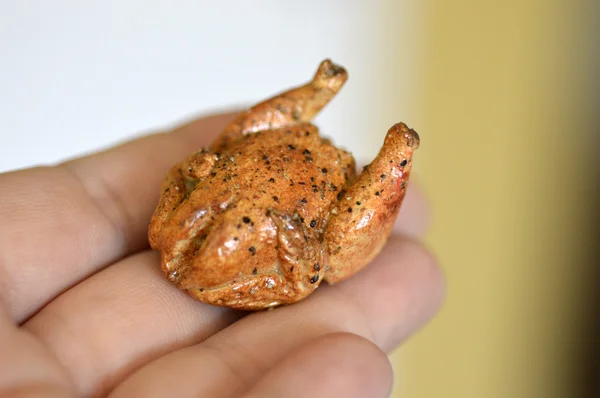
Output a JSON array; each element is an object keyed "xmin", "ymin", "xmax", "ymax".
[{"xmin": 0, "ymin": 1, "xmax": 420, "ymax": 172}]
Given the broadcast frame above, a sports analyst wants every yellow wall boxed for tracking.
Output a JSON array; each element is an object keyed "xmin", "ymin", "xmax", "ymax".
[{"xmin": 385, "ymin": 1, "xmax": 598, "ymax": 397}]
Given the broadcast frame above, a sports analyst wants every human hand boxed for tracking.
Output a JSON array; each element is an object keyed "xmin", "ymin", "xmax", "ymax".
[{"xmin": 0, "ymin": 112, "xmax": 444, "ymax": 397}]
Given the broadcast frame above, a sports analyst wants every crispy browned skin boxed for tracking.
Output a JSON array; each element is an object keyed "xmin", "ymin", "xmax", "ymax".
[
  {"xmin": 148, "ymin": 59, "xmax": 419, "ymax": 310},
  {"xmin": 211, "ymin": 59, "xmax": 348, "ymax": 152}
]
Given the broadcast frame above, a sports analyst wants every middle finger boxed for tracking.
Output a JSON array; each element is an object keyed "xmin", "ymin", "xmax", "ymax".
[
  {"xmin": 24, "ymin": 250, "xmax": 241, "ymax": 397},
  {"xmin": 112, "ymin": 235, "xmax": 444, "ymax": 397},
  {"xmin": 24, "ymin": 188, "xmax": 431, "ymax": 397}
]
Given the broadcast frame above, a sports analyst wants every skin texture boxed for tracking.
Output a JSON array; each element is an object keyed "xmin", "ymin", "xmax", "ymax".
[
  {"xmin": 149, "ymin": 60, "xmax": 420, "ymax": 309},
  {"xmin": 0, "ymin": 111, "xmax": 444, "ymax": 397}
]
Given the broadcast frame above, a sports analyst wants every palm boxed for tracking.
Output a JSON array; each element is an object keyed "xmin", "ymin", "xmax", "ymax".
[{"xmin": 0, "ymin": 112, "xmax": 443, "ymax": 397}]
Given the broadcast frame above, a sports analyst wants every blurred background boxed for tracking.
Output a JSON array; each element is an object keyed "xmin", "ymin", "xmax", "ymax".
[{"xmin": 1, "ymin": 1, "xmax": 598, "ymax": 397}]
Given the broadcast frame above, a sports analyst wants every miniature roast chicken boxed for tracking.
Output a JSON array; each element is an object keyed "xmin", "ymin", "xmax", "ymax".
[{"xmin": 149, "ymin": 59, "xmax": 420, "ymax": 310}]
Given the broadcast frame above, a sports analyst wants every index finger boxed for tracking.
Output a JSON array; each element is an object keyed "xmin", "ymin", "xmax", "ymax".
[{"xmin": 0, "ymin": 111, "xmax": 237, "ymax": 322}]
